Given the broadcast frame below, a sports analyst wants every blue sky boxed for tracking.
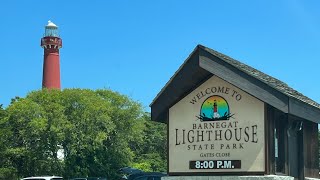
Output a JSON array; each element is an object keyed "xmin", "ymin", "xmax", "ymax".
[{"xmin": 1, "ymin": 0, "xmax": 320, "ymax": 111}]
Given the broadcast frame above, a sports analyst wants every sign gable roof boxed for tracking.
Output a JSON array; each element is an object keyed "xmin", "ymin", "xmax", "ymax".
[
  {"xmin": 203, "ymin": 46, "xmax": 320, "ymax": 109},
  {"xmin": 151, "ymin": 45, "xmax": 320, "ymax": 123}
]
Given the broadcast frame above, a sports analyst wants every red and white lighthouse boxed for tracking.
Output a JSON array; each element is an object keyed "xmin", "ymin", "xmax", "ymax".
[{"xmin": 41, "ymin": 21, "xmax": 62, "ymax": 89}]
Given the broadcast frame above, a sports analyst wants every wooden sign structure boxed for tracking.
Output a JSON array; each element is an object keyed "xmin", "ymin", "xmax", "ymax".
[{"xmin": 150, "ymin": 45, "xmax": 320, "ymax": 180}]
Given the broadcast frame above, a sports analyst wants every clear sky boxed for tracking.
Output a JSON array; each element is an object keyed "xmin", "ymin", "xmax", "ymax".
[{"xmin": 1, "ymin": 0, "xmax": 320, "ymax": 111}]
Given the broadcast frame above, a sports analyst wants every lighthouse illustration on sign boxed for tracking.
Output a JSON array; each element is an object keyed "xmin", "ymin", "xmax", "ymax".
[
  {"xmin": 197, "ymin": 95, "xmax": 234, "ymax": 121},
  {"xmin": 213, "ymin": 100, "xmax": 220, "ymax": 118}
]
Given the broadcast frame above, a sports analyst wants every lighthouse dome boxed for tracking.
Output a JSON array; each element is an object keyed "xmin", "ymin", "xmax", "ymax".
[{"xmin": 46, "ymin": 20, "xmax": 58, "ymax": 28}]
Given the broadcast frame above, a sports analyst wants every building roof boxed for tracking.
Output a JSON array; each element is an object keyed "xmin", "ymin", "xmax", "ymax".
[
  {"xmin": 202, "ymin": 45, "xmax": 320, "ymax": 109},
  {"xmin": 150, "ymin": 45, "xmax": 320, "ymax": 123}
]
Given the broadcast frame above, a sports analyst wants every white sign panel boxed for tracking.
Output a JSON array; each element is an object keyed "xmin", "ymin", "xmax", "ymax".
[{"xmin": 169, "ymin": 76, "xmax": 265, "ymax": 173}]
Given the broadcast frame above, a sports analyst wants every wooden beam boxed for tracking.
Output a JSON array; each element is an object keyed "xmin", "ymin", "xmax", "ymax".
[
  {"xmin": 287, "ymin": 115, "xmax": 299, "ymax": 178},
  {"xmin": 298, "ymin": 125, "xmax": 304, "ymax": 180},
  {"xmin": 303, "ymin": 121, "xmax": 319, "ymax": 178},
  {"xmin": 199, "ymin": 50, "xmax": 289, "ymax": 113},
  {"xmin": 289, "ymin": 98, "xmax": 320, "ymax": 124},
  {"xmin": 151, "ymin": 49, "xmax": 212, "ymax": 123},
  {"xmin": 266, "ymin": 104, "xmax": 275, "ymax": 174}
]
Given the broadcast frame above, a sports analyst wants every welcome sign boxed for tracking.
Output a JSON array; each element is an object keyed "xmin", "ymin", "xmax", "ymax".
[{"xmin": 169, "ymin": 76, "xmax": 265, "ymax": 173}]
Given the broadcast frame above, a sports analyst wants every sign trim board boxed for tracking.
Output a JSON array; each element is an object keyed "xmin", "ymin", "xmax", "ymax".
[{"xmin": 168, "ymin": 75, "xmax": 265, "ymax": 174}]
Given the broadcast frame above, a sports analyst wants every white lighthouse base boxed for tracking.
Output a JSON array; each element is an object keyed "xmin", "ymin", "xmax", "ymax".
[{"xmin": 162, "ymin": 175, "xmax": 294, "ymax": 180}]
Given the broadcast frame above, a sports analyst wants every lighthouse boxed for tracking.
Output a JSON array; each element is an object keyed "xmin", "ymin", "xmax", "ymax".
[
  {"xmin": 41, "ymin": 21, "xmax": 62, "ymax": 89},
  {"xmin": 213, "ymin": 100, "xmax": 220, "ymax": 118}
]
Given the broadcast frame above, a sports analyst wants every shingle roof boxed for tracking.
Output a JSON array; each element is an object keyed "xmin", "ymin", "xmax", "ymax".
[
  {"xmin": 151, "ymin": 45, "xmax": 320, "ymax": 123},
  {"xmin": 202, "ymin": 45, "xmax": 320, "ymax": 109}
]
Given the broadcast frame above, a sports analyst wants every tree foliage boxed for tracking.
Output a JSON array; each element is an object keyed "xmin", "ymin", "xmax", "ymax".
[
  {"xmin": 130, "ymin": 113, "xmax": 167, "ymax": 172},
  {"xmin": 0, "ymin": 89, "xmax": 167, "ymax": 179},
  {"xmin": 0, "ymin": 104, "xmax": 19, "ymax": 179}
]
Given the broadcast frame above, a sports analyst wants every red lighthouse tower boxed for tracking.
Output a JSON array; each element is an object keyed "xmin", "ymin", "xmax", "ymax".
[{"xmin": 41, "ymin": 21, "xmax": 62, "ymax": 89}]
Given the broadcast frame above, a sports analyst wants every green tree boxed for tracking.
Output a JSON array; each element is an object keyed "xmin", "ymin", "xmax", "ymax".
[
  {"xmin": 4, "ymin": 94, "xmax": 64, "ymax": 178},
  {"xmin": 0, "ymin": 89, "xmax": 167, "ymax": 179},
  {"xmin": 0, "ymin": 104, "xmax": 19, "ymax": 179},
  {"xmin": 131, "ymin": 113, "xmax": 167, "ymax": 172}
]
